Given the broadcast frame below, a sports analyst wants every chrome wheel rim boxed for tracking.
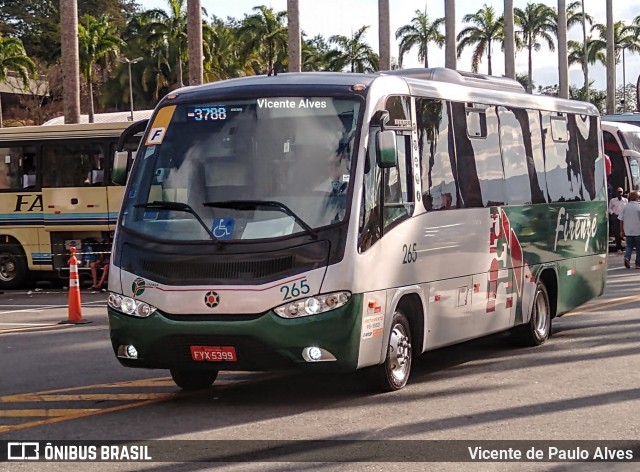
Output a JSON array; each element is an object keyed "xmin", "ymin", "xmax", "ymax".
[
  {"xmin": 0, "ymin": 254, "xmax": 16, "ymax": 282},
  {"xmin": 533, "ymin": 289, "xmax": 549, "ymax": 339},
  {"xmin": 388, "ymin": 321, "xmax": 411, "ymax": 383}
]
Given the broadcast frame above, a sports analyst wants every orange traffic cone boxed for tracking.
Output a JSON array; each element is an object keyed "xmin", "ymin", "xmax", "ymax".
[{"xmin": 59, "ymin": 246, "xmax": 90, "ymax": 325}]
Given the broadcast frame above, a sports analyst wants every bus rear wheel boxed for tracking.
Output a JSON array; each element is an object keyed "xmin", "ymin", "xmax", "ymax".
[
  {"xmin": 170, "ymin": 369, "xmax": 218, "ymax": 390},
  {"xmin": 513, "ymin": 281, "xmax": 551, "ymax": 346},
  {"xmin": 370, "ymin": 310, "xmax": 412, "ymax": 392},
  {"xmin": 0, "ymin": 245, "xmax": 28, "ymax": 290}
]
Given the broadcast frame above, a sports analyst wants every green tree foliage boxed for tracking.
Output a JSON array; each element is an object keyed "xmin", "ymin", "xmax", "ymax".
[
  {"xmin": 0, "ymin": 0, "xmax": 136, "ymax": 64},
  {"xmin": 0, "ymin": 32, "xmax": 37, "ymax": 126},
  {"xmin": 204, "ymin": 18, "xmax": 253, "ymax": 80},
  {"xmin": 238, "ymin": 6, "xmax": 288, "ymax": 75},
  {"xmin": 326, "ymin": 26, "xmax": 379, "ymax": 73},
  {"xmin": 78, "ymin": 14, "xmax": 125, "ymax": 122},
  {"xmin": 302, "ymin": 34, "xmax": 330, "ymax": 71},
  {"xmin": 137, "ymin": 0, "xmax": 190, "ymax": 88},
  {"xmin": 591, "ymin": 20, "xmax": 640, "ymax": 64}
]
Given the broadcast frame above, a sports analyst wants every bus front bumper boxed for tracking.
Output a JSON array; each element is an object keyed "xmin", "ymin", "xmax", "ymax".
[{"xmin": 107, "ymin": 294, "xmax": 363, "ymax": 373}]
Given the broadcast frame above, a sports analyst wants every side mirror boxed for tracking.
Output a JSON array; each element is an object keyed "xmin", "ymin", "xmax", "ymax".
[
  {"xmin": 112, "ymin": 151, "xmax": 129, "ymax": 185},
  {"xmin": 376, "ymin": 130, "xmax": 397, "ymax": 168}
]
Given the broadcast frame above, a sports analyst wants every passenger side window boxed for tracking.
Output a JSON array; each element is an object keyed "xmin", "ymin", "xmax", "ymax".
[
  {"xmin": 471, "ymin": 106, "xmax": 503, "ymax": 206},
  {"xmin": 498, "ymin": 106, "xmax": 531, "ymax": 205},
  {"xmin": 42, "ymin": 142, "xmax": 105, "ymax": 188},
  {"xmin": 416, "ymin": 98, "xmax": 458, "ymax": 211},
  {"xmin": 0, "ymin": 145, "xmax": 38, "ymax": 191},
  {"xmin": 542, "ymin": 112, "xmax": 582, "ymax": 202},
  {"xmin": 383, "ymin": 133, "xmax": 414, "ymax": 231}
]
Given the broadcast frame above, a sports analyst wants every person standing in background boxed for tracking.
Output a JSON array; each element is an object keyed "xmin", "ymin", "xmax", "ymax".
[
  {"xmin": 609, "ymin": 187, "xmax": 627, "ymax": 253},
  {"xmin": 619, "ymin": 190, "xmax": 640, "ymax": 269}
]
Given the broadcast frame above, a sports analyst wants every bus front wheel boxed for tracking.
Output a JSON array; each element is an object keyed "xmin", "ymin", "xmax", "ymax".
[
  {"xmin": 513, "ymin": 282, "xmax": 551, "ymax": 346},
  {"xmin": 370, "ymin": 310, "xmax": 413, "ymax": 392},
  {"xmin": 170, "ymin": 369, "xmax": 218, "ymax": 390},
  {"xmin": 0, "ymin": 245, "xmax": 29, "ymax": 290}
]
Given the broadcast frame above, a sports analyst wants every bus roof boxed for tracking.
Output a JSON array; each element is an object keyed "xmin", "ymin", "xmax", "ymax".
[
  {"xmin": 0, "ymin": 121, "xmax": 137, "ymax": 141},
  {"xmin": 159, "ymin": 68, "xmax": 598, "ymax": 116},
  {"xmin": 600, "ymin": 113, "xmax": 640, "ymax": 125},
  {"xmin": 602, "ymin": 120, "xmax": 640, "ymax": 133},
  {"xmin": 42, "ymin": 110, "xmax": 153, "ymax": 126}
]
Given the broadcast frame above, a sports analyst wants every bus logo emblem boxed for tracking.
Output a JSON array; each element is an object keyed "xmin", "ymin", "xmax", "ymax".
[
  {"xmin": 205, "ymin": 291, "xmax": 220, "ymax": 308},
  {"xmin": 132, "ymin": 278, "xmax": 146, "ymax": 296}
]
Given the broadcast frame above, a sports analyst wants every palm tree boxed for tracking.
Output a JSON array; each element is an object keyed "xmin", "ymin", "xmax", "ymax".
[
  {"xmin": 557, "ymin": 0, "xmax": 568, "ymax": 98},
  {"xmin": 591, "ymin": 21, "xmax": 640, "ymax": 64},
  {"xmin": 515, "ymin": 2, "xmax": 557, "ymax": 93},
  {"xmin": 302, "ymin": 34, "xmax": 330, "ymax": 71},
  {"xmin": 456, "ymin": 5, "xmax": 504, "ymax": 75},
  {"xmin": 204, "ymin": 20, "xmax": 254, "ymax": 81},
  {"xmin": 0, "ymin": 33, "xmax": 37, "ymax": 127},
  {"xmin": 566, "ymin": 1, "xmax": 594, "ymax": 98},
  {"xmin": 139, "ymin": 0, "xmax": 189, "ymax": 88},
  {"xmin": 566, "ymin": 1, "xmax": 593, "ymax": 30},
  {"xmin": 504, "ymin": 0, "xmax": 516, "ymax": 78},
  {"xmin": 568, "ymin": 37, "xmax": 605, "ymax": 75},
  {"xmin": 326, "ymin": 26, "xmax": 379, "ymax": 73},
  {"xmin": 287, "ymin": 0, "xmax": 301, "ymax": 72},
  {"xmin": 78, "ymin": 14, "xmax": 124, "ymax": 123},
  {"xmin": 395, "ymin": 8, "xmax": 444, "ymax": 69},
  {"xmin": 187, "ymin": 0, "xmax": 203, "ymax": 85},
  {"xmin": 60, "ymin": 0, "xmax": 81, "ymax": 124},
  {"xmin": 444, "ymin": 0, "xmax": 456, "ymax": 68},
  {"xmin": 238, "ymin": 6, "xmax": 288, "ymax": 75},
  {"xmin": 591, "ymin": 19, "xmax": 640, "ymax": 111},
  {"xmin": 378, "ymin": 0, "xmax": 391, "ymax": 70}
]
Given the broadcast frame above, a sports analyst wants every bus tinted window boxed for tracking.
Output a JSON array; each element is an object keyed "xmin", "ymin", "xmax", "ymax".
[
  {"xmin": 383, "ymin": 133, "xmax": 414, "ymax": 228},
  {"xmin": 42, "ymin": 142, "xmax": 105, "ymax": 188},
  {"xmin": 570, "ymin": 114, "xmax": 600, "ymax": 201},
  {"xmin": 542, "ymin": 112, "xmax": 581, "ymax": 202},
  {"xmin": 417, "ymin": 99, "xmax": 458, "ymax": 211},
  {"xmin": 386, "ymin": 96, "xmax": 411, "ymax": 128},
  {"xmin": 466, "ymin": 104, "xmax": 488, "ymax": 138},
  {"xmin": 498, "ymin": 106, "xmax": 531, "ymax": 205},
  {"xmin": 474, "ymin": 106, "xmax": 504, "ymax": 206},
  {"xmin": 0, "ymin": 145, "xmax": 37, "ymax": 190},
  {"xmin": 526, "ymin": 109, "xmax": 548, "ymax": 203},
  {"xmin": 450, "ymin": 102, "xmax": 482, "ymax": 207}
]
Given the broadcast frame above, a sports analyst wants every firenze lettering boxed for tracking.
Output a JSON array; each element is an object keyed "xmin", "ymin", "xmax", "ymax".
[{"xmin": 554, "ymin": 207, "xmax": 597, "ymax": 252}]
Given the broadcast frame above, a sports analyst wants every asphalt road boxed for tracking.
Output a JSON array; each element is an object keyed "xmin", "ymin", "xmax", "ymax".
[{"xmin": 1, "ymin": 253, "xmax": 639, "ymax": 472}]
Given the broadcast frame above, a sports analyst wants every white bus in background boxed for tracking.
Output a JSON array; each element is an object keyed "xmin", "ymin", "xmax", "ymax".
[{"xmin": 602, "ymin": 121, "xmax": 640, "ymax": 196}]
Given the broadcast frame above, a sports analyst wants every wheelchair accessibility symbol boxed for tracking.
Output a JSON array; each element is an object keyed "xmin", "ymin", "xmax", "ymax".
[{"xmin": 212, "ymin": 218, "xmax": 235, "ymax": 239}]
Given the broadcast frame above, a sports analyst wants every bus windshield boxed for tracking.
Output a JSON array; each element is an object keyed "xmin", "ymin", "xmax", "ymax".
[{"xmin": 122, "ymin": 97, "xmax": 361, "ymax": 241}]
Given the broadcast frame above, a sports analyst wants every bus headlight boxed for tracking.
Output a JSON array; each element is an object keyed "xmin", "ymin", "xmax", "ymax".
[
  {"xmin": 274, "ymin": 291, "xmax": 350, "ymax": 319},
  {"xmin": 108, "ymin": 292, "xmax": 157, "ymax": 318}
]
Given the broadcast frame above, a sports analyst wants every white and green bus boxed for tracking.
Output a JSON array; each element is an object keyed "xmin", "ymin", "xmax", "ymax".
[{"xmin": 107, "ymin": 69, "xmax": 607, "ymax": 391}]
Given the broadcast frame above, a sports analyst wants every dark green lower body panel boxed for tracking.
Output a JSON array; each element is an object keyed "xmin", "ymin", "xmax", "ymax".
[{"xmin": 108, "ymin": 295, "xmax": 363, "ymax": 373}]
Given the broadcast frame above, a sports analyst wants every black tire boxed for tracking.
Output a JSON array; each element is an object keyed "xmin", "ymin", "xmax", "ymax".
[
  {"xmin": 170, "ymin": 369, "xmax": 218, "ymax": 391},
  {"xmin": 513, "ymin": 281, "xmax": 551, "ymax": 346},
  {"xmin": 0, "ymin": 245, "xmax": 29, "ymax": 290},
  {"xmin": 370, "ymin": 310, "xmax": 412, "ymax": 392}
]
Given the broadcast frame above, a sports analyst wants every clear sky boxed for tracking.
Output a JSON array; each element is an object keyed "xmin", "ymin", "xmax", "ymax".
[{"xmin": 137, "ymin": 0, "xmax": 640, "ymax": 91}]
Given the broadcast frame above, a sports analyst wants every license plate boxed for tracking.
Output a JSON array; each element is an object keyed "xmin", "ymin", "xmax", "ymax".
[{"xmin": 190, "ymin": 346, "xmax": 237, "ymax": 362}]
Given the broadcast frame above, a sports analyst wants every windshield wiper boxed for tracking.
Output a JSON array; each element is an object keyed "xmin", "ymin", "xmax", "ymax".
[
  {"xmin": 134, "ymin": 201, "xmax": 219, "ymax": 242},
  {"xmin": 203, "ymin": 200, "xmax": 318, "ymax": 240}
]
